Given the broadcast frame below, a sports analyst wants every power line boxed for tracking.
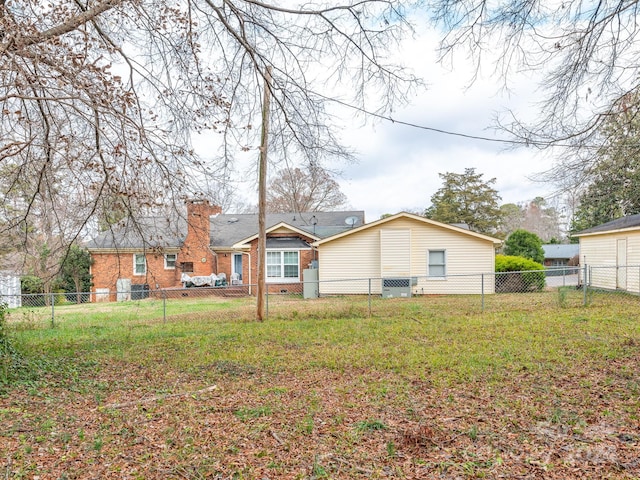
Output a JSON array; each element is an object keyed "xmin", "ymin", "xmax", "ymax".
[{"xmin": 324, "ymin": 96, "xmax": 606, "ymax": 149}]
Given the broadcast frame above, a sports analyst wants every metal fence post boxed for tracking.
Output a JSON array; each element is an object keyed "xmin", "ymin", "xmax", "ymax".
[
  {"xmin": 162, "ymin": 290, "xmax": 167, "ymax": 324},
  {"xmin": 50, "ymin": 293, "xmax": 55, "ymax": 328},
  {"xmin": 368, "ymin": 278, "xmax": 372, "ymax": 317},
  {"xmin": 481, "ymin": 273, "xmax": 484, "ymax": 312},
  {"xmin": 583, "ymin": 264, "xmax": 588, "ymax": 306}
]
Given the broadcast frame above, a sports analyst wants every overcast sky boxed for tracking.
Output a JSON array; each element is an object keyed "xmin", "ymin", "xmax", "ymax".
[
  {"xmin": 194, "ymin": 24, "xmax": 560, "ymax": 221},
  {"xmin": 330, "ymin": 28, "xmax": 557, "ymax": 221}
]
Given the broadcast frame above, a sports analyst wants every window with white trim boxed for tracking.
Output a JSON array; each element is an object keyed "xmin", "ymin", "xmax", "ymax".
[
  {"xmin": 165, "ymin": 253, "xmax": 177, "ymax": 269},
  {"xmin": 266, "ymin": 251, "xmax": 299, "ymax": 282},
  {"xmin": 427, "ymin": 250, "xmax": 446, "ymax": 278},
  {"xmin": 134, "ymin": 254, "xmax": 147, "ymax": 275}
]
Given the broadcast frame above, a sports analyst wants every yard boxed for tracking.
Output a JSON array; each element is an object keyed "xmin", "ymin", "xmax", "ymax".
[{"xmin": 1, "ymin": 293, "xmax": 639, "ymax": 478}]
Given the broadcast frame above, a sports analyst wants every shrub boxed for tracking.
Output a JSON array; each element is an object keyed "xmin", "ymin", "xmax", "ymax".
[
  {"xmin": 495, "ymin": 254, "xmax": 546, "ymax": 292},
  {"xmin": 21, "ymin": 275, "xmax": 43, "ymax": 295},
  {"xmin": 0, "ymin": 302, "xmax": 19, "ymax": 384},
  {"xmin": 503, "ymin": 229, "xmax": 545, "ymax": 263}
]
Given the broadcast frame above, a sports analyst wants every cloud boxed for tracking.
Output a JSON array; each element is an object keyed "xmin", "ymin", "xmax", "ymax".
[
  {"xmin": 333, "ymin": 28, "xmax": 556, "ymax": 220},
  {"xmin": 192, "ymin": 23, "xmax": 558, "ymax": 220}
]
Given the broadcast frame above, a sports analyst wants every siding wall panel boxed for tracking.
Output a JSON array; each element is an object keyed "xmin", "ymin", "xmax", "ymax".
[
  {"xmin": 580, "ymin": 230, "xmax": 640, "ymax": 293},
  {"xmin": 318, "ymin": 217, "xmax": 497, "ymax": 295}
]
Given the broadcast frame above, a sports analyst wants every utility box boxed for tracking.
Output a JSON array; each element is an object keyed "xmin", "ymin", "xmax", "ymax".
[
  {"xmin": 382, "ymin": 278, "xmax": 415, "ymax": 298},
  {"xmin": 116, "ymin": 278, "xmax": 131, "ymax": 302},
  {"xmin": 131, "ymin": 283, "xmax": 150, "ymax": 300},
  {"xmin": 303, "ymin": 268, "xmax": 319, "ymax": 299}
]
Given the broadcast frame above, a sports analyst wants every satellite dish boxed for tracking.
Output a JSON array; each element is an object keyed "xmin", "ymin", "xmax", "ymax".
[{"xmin": 345, "ymin": 216, "xmax": 359, "ymax": 228}]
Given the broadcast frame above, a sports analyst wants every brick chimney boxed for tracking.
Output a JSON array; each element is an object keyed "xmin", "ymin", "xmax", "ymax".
[{"xmin": 181, "ymin": 199, "xmax": 222, "ymax": 275}]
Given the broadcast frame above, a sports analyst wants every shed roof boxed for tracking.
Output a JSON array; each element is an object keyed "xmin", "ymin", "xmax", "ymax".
[{"xmin": 575, "ymin": 213, "xmax": 640, "ymax": 237}]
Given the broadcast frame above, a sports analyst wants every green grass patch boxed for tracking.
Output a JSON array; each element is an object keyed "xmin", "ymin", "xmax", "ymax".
[{"xmin": 2, "ymin": 291, "xmax": 640, "ymax": 478}]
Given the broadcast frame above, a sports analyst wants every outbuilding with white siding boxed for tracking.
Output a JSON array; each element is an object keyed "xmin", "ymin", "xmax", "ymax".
[
  {"xmin": 0, "ymin": 271, "xmax": 21, "ymax": 308},
  {"xmin": 312, "ymin": 212, "xmax": 502, "ymax": 296},
  {"xmin": 574, "ymin": 214, "xmax": 640, "ymax": 293}
]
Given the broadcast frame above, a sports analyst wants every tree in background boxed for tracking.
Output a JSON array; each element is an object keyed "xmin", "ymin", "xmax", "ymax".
[
  {"xmin": 498, "ymin": 203, "xmax": 524, "ymax": 239},
  {"xmin": 521, "ymin": 197, "xmax": 562, "ymax": 243},
  {"xmin": 503, "ymin": 229, "xmax": 545, "ymax": 264},
  {"xmin": 425, "ymin": 168, "xmax": 502, "ymax": 235},
  {"xmin": 58, "ymin": 246, "xmax": 93, "ymax": 304},
  {"xmin": 0, "ymin": 0, "xmax": 415, "ymax": 256},
  {"xmin": 498, "ymin": 197, "xmax": 563, "ymax": 242},
  {"xmin": 432, "ymin": 0, "xmax": 640, "ymax": 177},
  {"xmin": 266, "ymin": 166, "xmax": 348, "ymax": 213},
  {"xmin": 569, "ymin": 93, "xmax": 640, "ymax": 235}
]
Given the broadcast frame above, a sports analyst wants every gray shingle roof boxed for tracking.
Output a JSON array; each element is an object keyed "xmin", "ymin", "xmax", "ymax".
[
  {"xmin": 87, "ymin": 210, "xmax": 365, "ymax": 250},
  {"xmin": 576, "ymin": 213, "xmax": 640, "ymax": 236},
  {"xmin": 86, "ymin": 216, "xmax": 186, "ymax": 250},
  {"xmin": 210, "ymin": 211, "xmax": 365, "ymax": 247},
  {"xmin": 542, "ymin": 244, "xmax": 579, "ymax": 259}
]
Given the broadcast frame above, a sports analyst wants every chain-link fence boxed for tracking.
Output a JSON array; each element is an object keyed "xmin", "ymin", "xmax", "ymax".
[{"xmin": 1, "ymin": 265, "xmax": 638, "ymax": 327}]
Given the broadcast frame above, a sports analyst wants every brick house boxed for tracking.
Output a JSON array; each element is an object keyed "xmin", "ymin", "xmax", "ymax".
[{"xmin": 87, "ymin": 200, "xmax": 364, "ymax": 300}]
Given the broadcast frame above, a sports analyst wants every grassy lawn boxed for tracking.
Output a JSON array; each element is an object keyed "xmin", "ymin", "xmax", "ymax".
[{"xmin": 1, "ymin": 293, "xmax": 640, "ymax": 478}]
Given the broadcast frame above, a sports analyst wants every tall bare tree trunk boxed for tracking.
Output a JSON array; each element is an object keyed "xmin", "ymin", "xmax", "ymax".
[{"xmin": 256, "ymin": 66, "xmax": 272, "ymax": 322}]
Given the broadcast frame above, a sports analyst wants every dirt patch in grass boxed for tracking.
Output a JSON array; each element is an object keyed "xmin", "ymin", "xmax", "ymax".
[{"xmin": 2, "ymin": 353, "xmax": 640, "ymax": 479}]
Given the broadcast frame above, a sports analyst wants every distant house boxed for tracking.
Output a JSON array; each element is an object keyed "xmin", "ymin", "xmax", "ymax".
[
  {"xmin": 0, "ymin": 271, "xmax": 21, "ymax": 308},
  {"xmin": 312, "ymin": 212, "xmax": 502, "ymax": 296},
  {"xmin": 87, "ymin": 199, "xmax": 364, "ymax": 300},
  {"xmin": 542, "ymin": 244, "xmax": 579, "ymax": 274},
  {"xmin": 574, "ymin": 214, "xmax": 640, "ymax": 293}
]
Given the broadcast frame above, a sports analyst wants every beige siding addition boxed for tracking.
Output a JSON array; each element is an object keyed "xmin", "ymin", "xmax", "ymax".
[
  {"xmin": 318, "ymin": 216, "xmax": 496, "ymax": 295},
  {"xmin": 380, "ymin": 229, "xmax": 411, "ymax": 278},
  {"xmin": 580, "ymin": 230, "xmax": 640, "ymax": 293}
]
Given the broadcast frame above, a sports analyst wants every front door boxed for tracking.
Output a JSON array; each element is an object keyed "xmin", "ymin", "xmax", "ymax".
[{"xmin": 232, "ymin": 253, "xmax": 243, "ymax": 283}]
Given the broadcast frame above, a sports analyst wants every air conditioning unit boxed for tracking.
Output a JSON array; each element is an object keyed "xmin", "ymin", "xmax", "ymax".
[
  {"xmin": 131, "ymin": 283, "xmax": 150, "ymax": 300},
  {"xmin": 382, "ymin": 278, "xmax": 415, "ymax": 298}
]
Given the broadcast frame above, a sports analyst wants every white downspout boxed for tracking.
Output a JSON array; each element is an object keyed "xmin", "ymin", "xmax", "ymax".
[{"xmin": 242, "ymin": 251, "xmax": 252, "ymax": 295}]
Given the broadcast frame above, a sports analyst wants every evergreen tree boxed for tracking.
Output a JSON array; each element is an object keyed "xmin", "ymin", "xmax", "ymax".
[
  {"xmin": 425, "ymin": 168, "xmax": 502, "ymax": 235},
  {"xmin": 571, "ymin": 92, "xmax": 640, "ymax": 233},
  {"xmin": 503, "ymin": 229, "xmax": 545, "ymax": 264},
  {"xmin": 58, "ymin": 246, "xmax": 93, "ymax": 303}
]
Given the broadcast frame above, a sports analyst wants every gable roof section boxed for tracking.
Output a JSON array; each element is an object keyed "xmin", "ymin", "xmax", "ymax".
[
  {"xmin": 312, "ymin": 212, "xmax": 502, "ymax": 246},
  {"xmin": 87, "ymin": 210, "xmax": 365, "ymax": 251},
  {"xmin": 210, "ymin": 211, "xmax": 365, "ymax": 248},
  {"xmin": 574, "ymin": 214, "xmax": 640, "ymax": 237}
]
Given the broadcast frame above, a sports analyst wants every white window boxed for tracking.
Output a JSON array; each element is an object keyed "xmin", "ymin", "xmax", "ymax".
[
  {"xmin": 428, "ymin": 250, "xmax": 446, "ymax": 278},
  {"xmin": 164, "ymin": 253, "xmax": 177, "ymax": 269},
  {"xmin": 266, "ymin": 251, "xmax": 299, "ymax": 282},
  {"xmin": 134, "ymin": 254, "xmax": 146, "ymax": 275}
]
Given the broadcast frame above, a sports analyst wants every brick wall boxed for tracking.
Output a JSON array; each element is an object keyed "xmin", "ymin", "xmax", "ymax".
[
  {"xmin": 218, "ymin": 234, "xmax": 314, "ymax": 293},
  {"xmin": 179, "ymin": 200, "xmax": 222, "ymax": 277},
  {"xmin": 90, "ymin": 201, "xmax": 319, "ymax": 298},
  {"xmin": 91, "ymin": 250, "xmax": 182, "ymax": 301},
  {"xmin": 90, "ymin": 200, "xmax": 222, "ymax": 297}
]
